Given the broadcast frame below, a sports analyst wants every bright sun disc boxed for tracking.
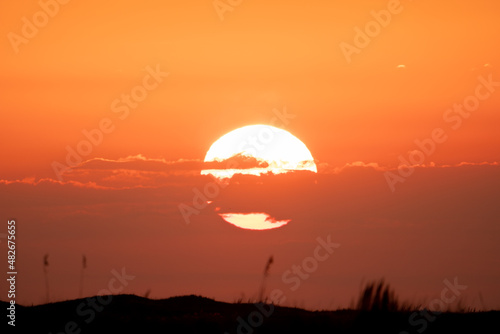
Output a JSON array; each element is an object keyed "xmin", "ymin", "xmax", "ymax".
[{"xmin": 201, "ymin": 124, "xmax": 317, "ymax": 179}]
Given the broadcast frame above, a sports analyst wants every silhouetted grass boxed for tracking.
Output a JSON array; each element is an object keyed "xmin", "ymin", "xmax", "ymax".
[
  {"xmin": 258, "ymin": 255, "xmax": 274, "ymax": 303},
  {"xmin": 356, "ymin": 278, "xmax": 408, "ymax": 312}
]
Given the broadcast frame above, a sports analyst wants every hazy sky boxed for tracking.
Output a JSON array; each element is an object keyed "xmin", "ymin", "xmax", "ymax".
[{"xmin": 0, "ymin": 0, "xmax": 499, "ymax": 310}]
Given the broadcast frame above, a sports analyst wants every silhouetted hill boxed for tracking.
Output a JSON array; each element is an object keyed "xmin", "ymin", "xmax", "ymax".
[{"xmin": 3, "ymin": 295, "xmax": 499, "ymax": 333}]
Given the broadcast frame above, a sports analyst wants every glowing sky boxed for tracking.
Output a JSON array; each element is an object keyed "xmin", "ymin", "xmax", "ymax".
[{"xmin": 0, "ymin": 0, "xmax": 499, "ymax": 310}]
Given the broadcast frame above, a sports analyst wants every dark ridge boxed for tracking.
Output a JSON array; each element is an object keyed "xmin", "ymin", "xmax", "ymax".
[{"xmin": 2, "ymin": 295, "xmax": 499, "ymax": 334}]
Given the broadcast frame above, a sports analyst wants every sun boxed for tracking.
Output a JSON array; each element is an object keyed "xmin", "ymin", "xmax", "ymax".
[
  {"xmin": 201, "ymin": 124, "xmax": 317, "ymax": 230},
  {"xmin": 201, "ymin": 124, "xmax": 317, "ymax": 179},
  {"xmin": 219, "ymin": 213, "xmax": 290, "ymax": 230}
]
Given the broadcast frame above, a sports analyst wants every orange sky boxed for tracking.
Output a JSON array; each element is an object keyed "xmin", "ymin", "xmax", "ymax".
[{"xmin": 1, "ymin": 0, "xmax": 499, "ymax": 310}]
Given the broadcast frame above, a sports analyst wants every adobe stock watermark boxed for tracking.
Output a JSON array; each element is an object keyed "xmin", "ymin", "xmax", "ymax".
[
  {"xmin": 384, "ymin": 73, "xmax": 499, "ymax": 192},
  {"xmin": 178, "ymin": 107, "xmax": 296, "ymax": 225},
  {"xmin": 48, "ymin": 267, "xmax": 135, "ymax": 334},
  {"xmin": 213, "ymin": 0, "xmax": 244, "ymax": 21},
  {"xmin": 340, "ymin": 0, "xmax": 414, "ymax": 64},
  {"xmin": 51, "ymin": 64, "xmax": 169, "ymax": 181},
  {"xmin": 226, "ymin": 235, "xmax": 340, "ymax": 334},
  {"xmin": 7, "ymin": 0, "xmax": 71, "ymax": 54},
  {"xmin": 400, "ymin": 277, "xmax": 467, "ymax": 334}
]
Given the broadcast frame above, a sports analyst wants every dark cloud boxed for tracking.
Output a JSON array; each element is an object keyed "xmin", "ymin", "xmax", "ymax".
[{"xmin": 1, "ymin": 159, "xmax": 499, "ymax": 309}]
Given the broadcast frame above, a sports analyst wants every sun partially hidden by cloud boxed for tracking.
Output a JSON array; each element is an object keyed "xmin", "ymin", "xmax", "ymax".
[{"xmin": 202, "ymin": 125, "xmax": 317, "ymax": 179}]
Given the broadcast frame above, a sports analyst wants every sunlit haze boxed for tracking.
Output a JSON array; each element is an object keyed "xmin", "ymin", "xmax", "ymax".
[{"xmin": 1, "ymin": 0, "xmax": 499, "ymax": 318}]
